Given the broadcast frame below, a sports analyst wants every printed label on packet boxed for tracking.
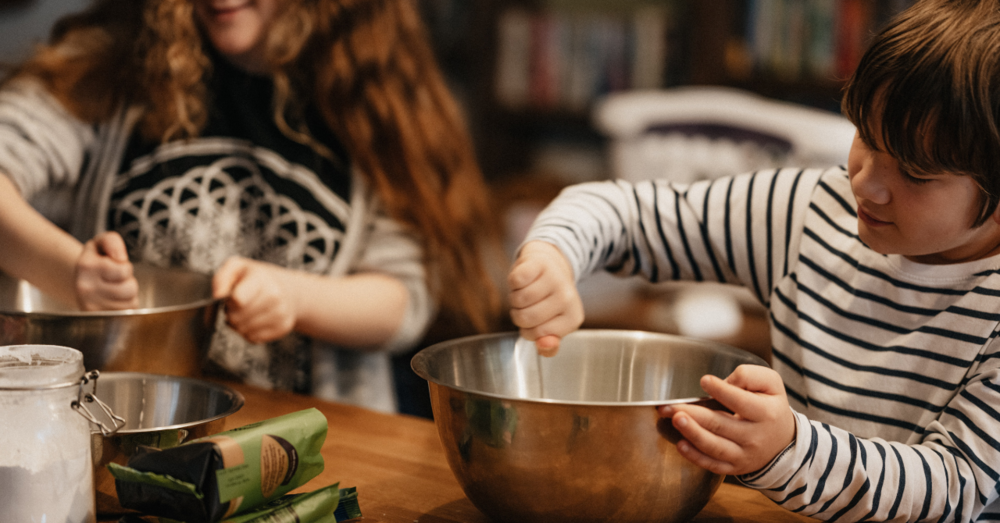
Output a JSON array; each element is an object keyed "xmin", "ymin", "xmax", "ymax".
[
  {"xmin": 216, "ymin": 464, "xmax": 251, "ymax": 501},
  {"xmin": 260, "ymin": 434, "xmax": 299, "ymax": 497},
  {"xmin": 213, "ymin": 433, "xmax": 302, "ymax": 502}
]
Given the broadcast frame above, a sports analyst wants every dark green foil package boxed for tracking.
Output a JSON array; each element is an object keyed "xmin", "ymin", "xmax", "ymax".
[
  {"xmin": 221, "ymin": 484, "xmax": 361, "ymax": 523},
  {"xmin": 108, "ymin": 408, "xmax": 328, "ymax": 523}
]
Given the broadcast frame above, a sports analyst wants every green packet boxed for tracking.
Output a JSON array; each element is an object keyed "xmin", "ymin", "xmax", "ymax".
[
  {"xmin": 109, "ymin": 408, "xmax": 328, "ymax": 523},
  {"xmin": 116, "ymin": 485, "xmax": 361, "ymax": 523},
  {"xmin": 222, "ymin": 484, "xmax": 361, "ymax": 523}
]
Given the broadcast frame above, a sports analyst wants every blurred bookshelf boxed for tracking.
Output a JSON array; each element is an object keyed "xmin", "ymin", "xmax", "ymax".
[{"xmin": 419, "ymin": 0, "xmax": 914, "ymax": 182}]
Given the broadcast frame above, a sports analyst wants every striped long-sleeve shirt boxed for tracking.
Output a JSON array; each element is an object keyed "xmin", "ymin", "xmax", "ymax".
[{"xmin": 524, "ymin": 166, "xmax": 1000, "ymax": 522}]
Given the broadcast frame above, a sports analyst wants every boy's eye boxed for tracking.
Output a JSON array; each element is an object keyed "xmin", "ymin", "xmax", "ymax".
[
  {"xmin": 901, "ymin": 170, "xmax": 932, "ymax": 184},
  {"xmin": 898, "ymin": 165, "xmax": 935, "ymax": 185}
]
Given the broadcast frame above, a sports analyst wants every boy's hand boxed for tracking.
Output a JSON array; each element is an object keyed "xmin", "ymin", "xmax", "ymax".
[
  {"xmin": 657, "ymin": 364, "xmax": 795, "ymax": 476},
  {"xmin": 213, "ymin": 257, "xmax": 297, "ymax": 344},
  {"xmin": 75, "ymin": 231, "xmax": 139, "ymax": 311},
  {"xmin": 507, "ymin": 240, "xmax": 584, "ymax": 356}
]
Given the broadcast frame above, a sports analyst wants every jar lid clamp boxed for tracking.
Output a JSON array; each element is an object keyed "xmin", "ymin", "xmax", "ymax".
[{"xmin": 72, "ymin": 370, "xmax": 125, "ymax": 436}]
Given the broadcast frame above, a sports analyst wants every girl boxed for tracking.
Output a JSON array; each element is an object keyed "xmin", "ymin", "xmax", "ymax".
[{"xmin": 0, "ymin": 0, "xmax": 501, "ymax": 412}]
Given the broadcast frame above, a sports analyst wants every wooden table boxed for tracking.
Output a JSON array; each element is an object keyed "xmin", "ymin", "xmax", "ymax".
[{"xmin": 209, "ymin": 381, "xmax": 815, "ymax": 523}]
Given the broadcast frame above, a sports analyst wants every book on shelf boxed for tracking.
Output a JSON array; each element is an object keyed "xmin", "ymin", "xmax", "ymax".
[
  {"xmin": 494, "ymin": 5, "xmax": 674, "ymax": 112},
  {"xmin": 742, "ymin": 0, "xmax": 911, "ymax": 83},
  {"xmin": 493, "ymin": 1, "xmax": 915, "ymax": 113},
  {"xmin": 495, "ymin": 9, "xmax": 533, "ymax": 108}
]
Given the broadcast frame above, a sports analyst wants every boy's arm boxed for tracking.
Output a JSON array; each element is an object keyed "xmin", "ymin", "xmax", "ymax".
[
  {"xmin": 511, "ymin": 169, "xmax": 823, "ymax": 352},
  {"xmin": 668, "ymin": 357, "xmax": 1000, "ymax": 521},
  {"xmin": 736, "ymin": 361, "xmax": 1000, "ymax": 522},
  {"xmin": 522, "ymin": 169, "xmax": 823, "ymax": 306}
]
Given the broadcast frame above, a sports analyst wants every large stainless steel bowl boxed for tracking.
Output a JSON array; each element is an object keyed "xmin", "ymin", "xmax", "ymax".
[
  {"xmin": 88, "ymin": 372, "xmax": 245, "ymax": 516},
  {"xmin": 0, "ymin": 264, "xmax": 221, "ymax": 377},
  {"xmin": 411, "ymin": 330, "xmax": 768, "ymax": 523}
]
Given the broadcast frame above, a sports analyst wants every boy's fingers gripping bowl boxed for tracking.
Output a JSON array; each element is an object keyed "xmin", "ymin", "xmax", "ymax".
[{"xmin": 411, "ymin": 329, "xmax": 767, "ymax": 523}]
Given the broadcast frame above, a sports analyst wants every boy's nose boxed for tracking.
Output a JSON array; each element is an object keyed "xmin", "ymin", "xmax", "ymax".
[{"xmin": 850, "ymin": 164, "xmax": 891, "ymax": 205}]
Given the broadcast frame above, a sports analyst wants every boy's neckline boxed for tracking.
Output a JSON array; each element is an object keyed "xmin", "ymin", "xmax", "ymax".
[{"xmin": 888, "ymin": 253, "xmax": 1000, "ymax": 282}]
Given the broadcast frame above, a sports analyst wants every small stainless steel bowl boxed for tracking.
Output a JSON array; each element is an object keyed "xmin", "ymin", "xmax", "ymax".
[
  {"xmin": 0, "ymin": 264, "xmax": 221, "ymax": 377},
  {"xmin": 411, "ymin": 329, "xmax": 767, "ymax": 523},
  {"xmin": 88, "ymin": 372, "xmax": 245, "ymax": 517}
]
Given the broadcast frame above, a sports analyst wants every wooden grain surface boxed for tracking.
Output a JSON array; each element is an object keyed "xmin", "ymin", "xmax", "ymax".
[{"xmin": 210, "ymin": 381, "xmax": 815, "ymax": 523}]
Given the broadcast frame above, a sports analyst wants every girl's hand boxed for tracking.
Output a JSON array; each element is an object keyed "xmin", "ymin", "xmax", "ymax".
[
  {"xmin": 507, "ymin": 240, "xmax": 584, "ymax": 356},
  {"xmin": 75, "ymin": 231, "xmax": 139, "ymax": 311},
  {"xmin": 213, "ymin": 257, "xmax": 297, "ymax": 344},
  {"xmin": 657, "ymin": 364, "xmax": 796, "ymax": 476}
]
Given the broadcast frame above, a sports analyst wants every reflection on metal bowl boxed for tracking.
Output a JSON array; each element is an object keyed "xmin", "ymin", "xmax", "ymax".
[
  {"xmin": 89, "ymin": 372, "xmax": 245, "ymax": 517},
  {"xmin": 0, "ymin": 264, "xmax": 221, "ymax": 377},
  {"xmin": 411, "ymin": 329, "xmax": 767, "ymax": 523}
]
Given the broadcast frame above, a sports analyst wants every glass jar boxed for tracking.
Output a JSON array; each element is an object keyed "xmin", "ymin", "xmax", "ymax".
[{"xmin": 0, "ymin": 345, "xmax": 110, "ymax": 523}]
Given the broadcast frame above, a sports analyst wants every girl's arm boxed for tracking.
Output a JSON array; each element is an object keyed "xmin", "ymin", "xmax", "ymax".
[
  {"xmin": 0, "ymin": 173, "xmax": 137, "ymax": 309},
  {"xmin": 213, "ymin": 195, "xmax": 433, "ymax": 352},
  {"xmin": 213, "ymin": 258, "xmax": 409, "ymax": 348},
  {"xmin": 0, "ymin": 172, "xmax": 82, "ymax": 306},
  {"xmin": 0, "ymin": 78, "xmax": 138, "ymax": 309}
]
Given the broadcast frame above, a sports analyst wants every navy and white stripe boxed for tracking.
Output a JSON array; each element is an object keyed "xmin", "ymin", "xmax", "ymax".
[{"xmin": 526, "ymin": 167, "xmax": 1000, "ymax": 521}]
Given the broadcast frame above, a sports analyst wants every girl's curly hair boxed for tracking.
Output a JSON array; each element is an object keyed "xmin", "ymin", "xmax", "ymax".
[{"xmin": 13, "ymin": 0, "xmax": 502, "ymax": 335}]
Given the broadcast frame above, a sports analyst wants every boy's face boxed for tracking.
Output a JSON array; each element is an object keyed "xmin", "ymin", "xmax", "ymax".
[
  {"xmin": 193, "ymin": 0, "xmax": 280, "ymax": 74},
  {"xmin": 847, "ymin": 131, "xmax": 1000, "ymax": 264}
]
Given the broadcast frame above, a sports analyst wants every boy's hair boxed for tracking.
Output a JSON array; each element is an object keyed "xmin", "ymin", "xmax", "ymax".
[{"xmin": 842, "ymin": 0, "xmax": 1000, "ymax": 227}]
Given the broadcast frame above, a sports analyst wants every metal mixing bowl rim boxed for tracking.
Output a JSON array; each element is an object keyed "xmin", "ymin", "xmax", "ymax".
[
  {"xmin": 410, "ymin": 329, "xmax": 767, "ymax": 407},
  {"xmin": 0, "ymin": 296, "xmax": 222, "ymax": 318},
  {"xmin": 92, "ymin": 371, "xmax": 245, "ymax": 434},
  {"xmin": 423, "ymin": 382, "xmax": 719, "ymax": 408}
]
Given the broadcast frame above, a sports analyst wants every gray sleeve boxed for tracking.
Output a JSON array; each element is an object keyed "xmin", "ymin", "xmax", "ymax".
[
  {"xmin": 0, "ymin": 78, "xmax": 95, "ymax": 200},
  {"xmin": 352, "ymin": 193, "xmax": 434, "ymax": 354}
]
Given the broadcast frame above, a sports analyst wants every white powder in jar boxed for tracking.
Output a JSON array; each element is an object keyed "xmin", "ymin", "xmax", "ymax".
[
  {"xmin": 0, "ymin": 457, "xmax": 95, "ymax": 523},
  {"xmin": 0, "ymin": 367, "xmax": 96, "ymax": 522}
]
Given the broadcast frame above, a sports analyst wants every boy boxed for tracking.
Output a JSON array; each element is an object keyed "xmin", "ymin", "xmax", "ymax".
[{"xmin": 507, "ymin": 0, "xmax": 1000, "ymax": 521}]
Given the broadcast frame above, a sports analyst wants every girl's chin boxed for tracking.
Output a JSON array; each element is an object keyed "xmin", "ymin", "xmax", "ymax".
[
  {"xmin": 208, "ymin": 33, "xmax": 260, "ymax": 59},
  {"xmin": 213, "ymin": 43, "xmax": 254, "ymax": 58},
  {"xmin": 211, "ymin": 43, "xmax": 268, "ymax": 73}
]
